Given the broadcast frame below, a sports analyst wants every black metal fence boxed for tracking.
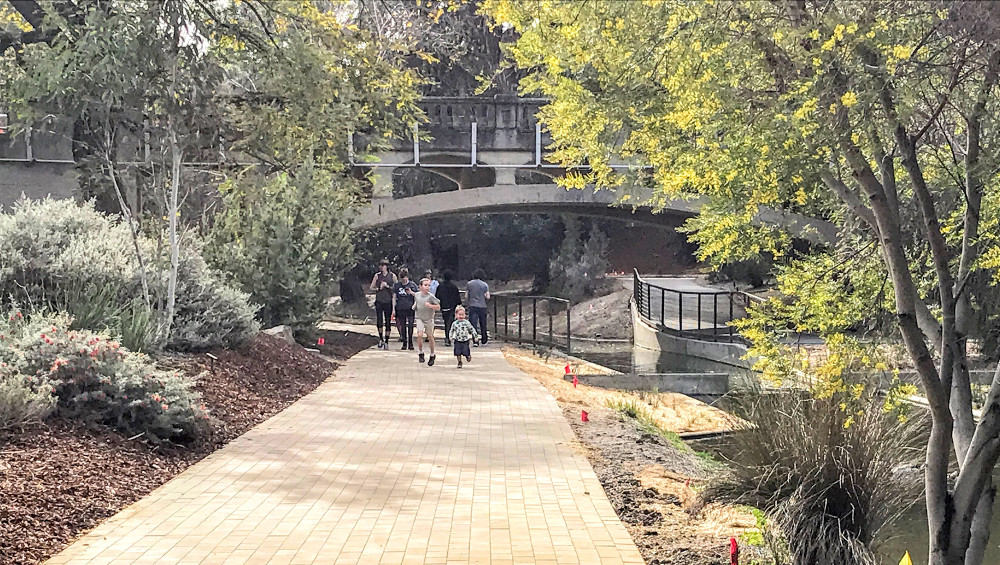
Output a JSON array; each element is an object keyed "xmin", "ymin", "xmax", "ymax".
[
  {"xmin": 492, "ymin": 294, "xmax": 572, "ymax": 353},
  {"xmin": 632, "ymin": 269, "xmax": 759, "ymax": 343}
]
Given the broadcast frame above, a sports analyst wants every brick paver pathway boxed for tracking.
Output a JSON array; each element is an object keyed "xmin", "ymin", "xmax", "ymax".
[{"xmin": 47, "ymin": 346, "xmax": 644, "ymax": 565}]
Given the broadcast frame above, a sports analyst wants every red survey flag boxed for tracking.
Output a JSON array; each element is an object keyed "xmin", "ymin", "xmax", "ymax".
[
  {"xmin": 581, "ymin": 410, "xmax": 589, "ymax": 422},
  {"xmin": 572, "ymin": 375, "xmax": 578, "ymax": 388},
  {"xmin": 564, "ymin": 363, "xmax": 571, "ymax": 374},
  {"xmin": 318, "ymin": 337, "xmax": 325, "ymax": 345},
  {"xmin": 730, "ymin": 537, "xmax": 739, "ymax": 565}
]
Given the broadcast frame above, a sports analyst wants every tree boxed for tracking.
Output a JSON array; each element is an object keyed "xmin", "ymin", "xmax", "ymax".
[
  {"xmin": 548, "ymin": 217, "xmax": 609, "ymax": 302},
  {"xmin": 0, "ymin": 0, "xmax": 421, "ymax": 330},
  {"xmin": 484, "ymin": 1, "xmax": 1000, "ymax": 564}
]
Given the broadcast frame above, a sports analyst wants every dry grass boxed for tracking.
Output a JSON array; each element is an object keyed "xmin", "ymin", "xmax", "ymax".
[{"xmin": 502, "ymin": 347, "xmax": 733, "ymax": 434}]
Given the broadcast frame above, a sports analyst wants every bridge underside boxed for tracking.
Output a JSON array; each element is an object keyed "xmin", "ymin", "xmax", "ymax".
[{"xmin": 351, "ymin": 184, "xmax": 697, "ymax": 230}]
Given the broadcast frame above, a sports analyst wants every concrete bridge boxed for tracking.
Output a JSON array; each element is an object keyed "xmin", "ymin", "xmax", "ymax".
[
  {"xmin": 350, "ymin": 96, "xmax": 838, "ymax": 242},
  {"xmin": 350, "ymin": 96, "xmax": 694, "ymax": 230},
  {"xmin": 0, "ymin": 96, "xmax": 838, "ymax": 244}
]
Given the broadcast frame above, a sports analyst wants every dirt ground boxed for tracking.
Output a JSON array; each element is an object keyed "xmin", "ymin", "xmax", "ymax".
[
  {"xmin": 0, "ymin": 331, "xmax": 375, "ymax": 565},
  {"xmin": 569, "ymin": 280, "xmax": 634, "ymax": 340},
  {"xmin": 503, "ymin": 347, "xmax": 756, "ymax": 564}
]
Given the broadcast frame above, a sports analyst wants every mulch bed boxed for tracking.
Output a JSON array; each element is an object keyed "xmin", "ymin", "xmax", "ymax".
[{"xmin": 0, "ymin": 331, "xmax": 376, "ymax": 565}]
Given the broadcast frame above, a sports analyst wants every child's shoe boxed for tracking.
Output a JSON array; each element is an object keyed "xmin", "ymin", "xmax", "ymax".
[
  {"xmin": 457, "ymin": 360, "xmax": 463, "ymax": 368},
  {"xmin": 465, "ymin": 355, "xmax": 471, "ymax": 362},
  {"xmin": 418, "ymin": 352, "xmax": 425, "ymax": 363},
  {"xmin": 428, "ymin": 354, "xmax": 436, "ymax": 367}
]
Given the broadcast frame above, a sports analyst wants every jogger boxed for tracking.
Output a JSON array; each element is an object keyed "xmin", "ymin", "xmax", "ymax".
[
  {"xmin": 435, "ymin": 270, "xmax": 462, "ymax": 347},
  {"xmin": 370, "ymin": 259, "xmax": 396, "ymax": 349},
  {"xmin": 449, "ymin": 306, "xmax": 479, "ymax": 369}
]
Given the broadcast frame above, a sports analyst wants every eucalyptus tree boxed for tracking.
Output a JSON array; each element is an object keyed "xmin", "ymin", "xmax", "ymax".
[
  {"xmin": 484, "ymin": 1, "xmax": 1000, "ymax": 563},
  {"xmin": 0, "ymin": 0, "xmax": 421, "ymax": 330}
]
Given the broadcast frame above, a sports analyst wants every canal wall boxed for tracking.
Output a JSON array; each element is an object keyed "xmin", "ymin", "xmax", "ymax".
[{"xmin": 630, "ymin": 299, "xmax": 754, "ymax": 373}]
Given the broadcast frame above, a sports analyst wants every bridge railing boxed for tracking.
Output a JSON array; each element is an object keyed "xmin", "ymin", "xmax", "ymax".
[
  {"xmin": 492, "ymin": 294, "xmax": 572, "ymax": 354},
  {"xmin": 421, "ymin": 96, "xmax": 546, "ymax": 132},
  {"xmin": 632, "ymin": 269, "xmax": 761, "ymax": 344}
]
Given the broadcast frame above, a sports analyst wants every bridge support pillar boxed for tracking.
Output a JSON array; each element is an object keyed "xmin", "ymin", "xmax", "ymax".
[
  {"xmin": 371, "ymin": 168, "xmax": 395, "ymax": 199},
  {"xmin": 478, "ymin": 151, "xmax": 530, "ymax": 186}
]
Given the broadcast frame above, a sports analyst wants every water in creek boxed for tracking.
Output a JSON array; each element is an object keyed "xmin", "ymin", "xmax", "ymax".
[{"xmin": 879, "ymin": 484, "xmax": 1000, "ymax": 565}]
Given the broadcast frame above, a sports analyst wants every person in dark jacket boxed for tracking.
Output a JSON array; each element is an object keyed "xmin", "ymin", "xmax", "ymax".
[
  {"xmin": 435, "ymin": 270, "xmax": 462, "ymax": 347},
  {"xmin": 392, "ymin": 268, "xmax": 418, "ymax": 350}
]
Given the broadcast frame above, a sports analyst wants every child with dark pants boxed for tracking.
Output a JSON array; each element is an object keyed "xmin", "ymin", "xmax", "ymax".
[{"xmin": 448, "ymin": 306, "xmax": 480, "ymax": 368}]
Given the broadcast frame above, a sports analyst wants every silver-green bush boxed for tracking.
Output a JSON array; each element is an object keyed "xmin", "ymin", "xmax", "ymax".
[
  {"xmin": 0, "ymin": 198, "xmax": 258, "ymax": 351},
  {"xmin": 0, "ymin": 372, "xmax": 56, "ymax": 432},
  {"xmin": 0, "ymin": 311, "xmax": 207, "ymax": 443}
]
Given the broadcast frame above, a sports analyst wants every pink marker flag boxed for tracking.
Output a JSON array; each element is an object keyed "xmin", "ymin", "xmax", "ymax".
[{"xmin": 318, "ymin": 337, "xmax": 325, "ymax": 345}]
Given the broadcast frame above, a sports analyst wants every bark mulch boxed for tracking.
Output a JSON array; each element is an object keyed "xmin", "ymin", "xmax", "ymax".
[{"xmin": 0, "ymin": 331, "xmax": 376, "ymax": 565}]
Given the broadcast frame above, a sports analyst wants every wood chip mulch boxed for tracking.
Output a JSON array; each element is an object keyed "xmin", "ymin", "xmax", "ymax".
[{"xmin": 0, "ymin": 330, "xmax": 377, "ymax": 565}]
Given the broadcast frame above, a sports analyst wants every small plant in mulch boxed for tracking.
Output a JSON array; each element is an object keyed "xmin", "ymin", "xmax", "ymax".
[{"xmin": 0, "ymin": 311, "xmax": 206, "ymax": 444}]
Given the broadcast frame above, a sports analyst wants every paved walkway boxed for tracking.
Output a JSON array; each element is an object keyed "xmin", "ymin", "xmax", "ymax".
[{"xmin": 47, "ymin": 345, "xmax": 644, "ymax": 565}]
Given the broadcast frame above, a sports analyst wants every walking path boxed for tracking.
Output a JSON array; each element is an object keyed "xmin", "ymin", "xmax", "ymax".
[{"xmin": 47, "ymin": 345, "xmax": 644, "ymax": 565}]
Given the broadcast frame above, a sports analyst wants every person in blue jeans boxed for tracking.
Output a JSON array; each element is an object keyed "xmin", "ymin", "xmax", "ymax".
[{"xmin": 466, "ymin": 268, "xmax": 490, "ymax": 346}]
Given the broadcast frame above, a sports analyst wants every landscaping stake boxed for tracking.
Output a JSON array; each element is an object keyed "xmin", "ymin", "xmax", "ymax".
[
  {"xmin": 729, "ymin": 537, "xmax": 739, "ymax": 565},
  {"xmin": 581, "ymin": 410, "xmax": 589, "ymax": 422}
]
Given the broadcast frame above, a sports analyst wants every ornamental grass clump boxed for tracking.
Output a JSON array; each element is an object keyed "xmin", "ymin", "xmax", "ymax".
[
  {"xmin": 0, "ymin": 311, "xmax": 207, "ymax": 444},
  {"xmin": 705, "ymin": 387, "xmax": 926, "ymax": 565}
]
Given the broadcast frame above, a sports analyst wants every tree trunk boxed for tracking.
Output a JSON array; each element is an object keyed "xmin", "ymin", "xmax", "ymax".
[
  {"xmin": 162, "ymin": 8, "xmax": 181, "ymax": 343},
  {"xmin": 163, "ymin": 116, "xmax": 181, "ymax": 341},
  {"xmin": 964, "ymin": 486, "xmax": 995, "ymax": 565}
]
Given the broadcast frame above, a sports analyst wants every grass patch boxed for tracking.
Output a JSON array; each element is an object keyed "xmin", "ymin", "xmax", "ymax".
[{"xmin": 606, "ymin": 395, "xmax": 694, "ymax": 452}]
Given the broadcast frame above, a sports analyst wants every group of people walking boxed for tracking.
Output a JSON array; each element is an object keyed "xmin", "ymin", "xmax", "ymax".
[{"xmin": 371, "ymin": 260, "xmax": 491, "ymax": 368}]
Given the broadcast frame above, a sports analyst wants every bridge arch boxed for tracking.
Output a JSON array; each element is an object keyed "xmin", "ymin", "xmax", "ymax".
[{"xmin": 353, "ymin": 184, "xmax": 700, "ymax": 230}]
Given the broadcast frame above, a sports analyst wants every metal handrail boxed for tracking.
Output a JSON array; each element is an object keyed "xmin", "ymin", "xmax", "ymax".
[
  {"xmin": 632, "ymin": 268, "xmax": 758, "ymax": 344},
  {"xmin": 491, "ymin": 293, "xmax": 572, "ymax": 353}
]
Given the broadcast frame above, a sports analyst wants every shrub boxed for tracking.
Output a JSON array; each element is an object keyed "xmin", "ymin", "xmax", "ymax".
[
  {"xmin": 705, "ymin": 387, "xmax": 926, "ymax": 565},
  {"xmin": 0, "ymin": 198, "xmax": 258, "ymax": 351},
  {"xmin": 0, "ymin": 372, "xmax": 56, "ymax": 432},
  {"xmin": 166, "ymin": 242, "xmax": 260, "ymax": 351},
  {"xmin": 206, "ymin": 165, "xmax": 357, "ymax": 329},
  {"xmin": 0, "ymin": 311, "xmax": 207, "ymax": 443}
]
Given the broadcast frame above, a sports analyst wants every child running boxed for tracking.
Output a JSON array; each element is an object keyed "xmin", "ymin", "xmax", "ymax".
[
  {"xmin": 448, "ymin": 306, "xmax": 479, "ymax": 368},
  {"xmin": 413, "ymin": 277, "xmax": 441, "ymax": 365}
]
